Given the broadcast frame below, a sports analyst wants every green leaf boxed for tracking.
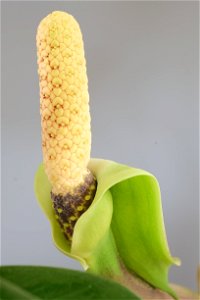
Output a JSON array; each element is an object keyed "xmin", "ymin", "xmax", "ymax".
[
  {"xmin": 0, "ymin": 266, "xmax": 139, "ymax": 299},
  {"xmin": 34, "ymin": 159, "xmax": 180, "ymax": 299}
]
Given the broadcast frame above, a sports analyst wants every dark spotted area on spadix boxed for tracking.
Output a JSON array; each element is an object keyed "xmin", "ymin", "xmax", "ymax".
[{"xmin": 51, "ymin": 172, "xmax": 97, "ymax": 241}]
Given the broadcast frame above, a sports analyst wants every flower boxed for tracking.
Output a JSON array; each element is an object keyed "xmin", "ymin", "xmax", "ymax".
[{"xmin": 35, "ymin": 11, "xmax": 180, "ymax": 299}]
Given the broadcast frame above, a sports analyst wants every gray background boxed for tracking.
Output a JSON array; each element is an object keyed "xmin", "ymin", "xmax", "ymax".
[{"xmin": 1, "ymin": 1, "xmax": 199, "ymax": 291}]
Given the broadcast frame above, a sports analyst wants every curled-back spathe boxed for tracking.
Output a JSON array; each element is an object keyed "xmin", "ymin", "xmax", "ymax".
[{"xmin": 35, "ymin": 158, "xmax": 179, "ymax": 299}]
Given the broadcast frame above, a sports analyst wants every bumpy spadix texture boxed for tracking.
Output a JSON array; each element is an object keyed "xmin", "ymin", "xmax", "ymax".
[{"xmin": 37, "ymin": 11, "xmax": 91, "ymax": 195}]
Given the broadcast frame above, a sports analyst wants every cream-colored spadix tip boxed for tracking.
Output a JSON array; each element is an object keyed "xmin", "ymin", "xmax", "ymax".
[{"xmin": 37, "ymin": 11, "xmax": 91, "ymax": 195}]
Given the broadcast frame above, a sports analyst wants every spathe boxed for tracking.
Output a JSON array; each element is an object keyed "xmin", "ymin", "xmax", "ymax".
[{"xmin": 35, "ymin": 159, "xmax": 180, "ymax": 299}]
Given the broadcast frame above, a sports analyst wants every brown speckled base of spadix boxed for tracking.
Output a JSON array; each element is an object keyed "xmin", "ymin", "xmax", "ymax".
[{"xmin": 51, "ymin": 171, "xmax": 97, "ymax": 241}]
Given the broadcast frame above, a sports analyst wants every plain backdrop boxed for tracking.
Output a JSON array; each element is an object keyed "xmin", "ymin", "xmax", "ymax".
[{"xmin": 1, "ymin": 1, "xmax": 199, "ymax": 291}]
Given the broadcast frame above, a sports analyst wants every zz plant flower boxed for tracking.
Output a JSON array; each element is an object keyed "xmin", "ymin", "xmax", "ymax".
[
  {"xmin": 34, "ymin": 11, "xmax": 195, "ymax": 300},
  {"xmin": 36, "ymin": 11, "xmax": 97, "ymax": 242}
]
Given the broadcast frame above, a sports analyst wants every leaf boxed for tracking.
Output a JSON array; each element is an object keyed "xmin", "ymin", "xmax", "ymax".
[
  {"xmin": 34, "ymin": 159, "xmax": 180, "ymax": 299},
  {"xmin": 0, "ymin": 266, "xmax": 139, "ymax": 299}
]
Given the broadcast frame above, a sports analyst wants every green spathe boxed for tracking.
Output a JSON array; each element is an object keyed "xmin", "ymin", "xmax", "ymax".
[{"xmin": 34, "ymin": 159, "xmax": 180, "ymax": 299}]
